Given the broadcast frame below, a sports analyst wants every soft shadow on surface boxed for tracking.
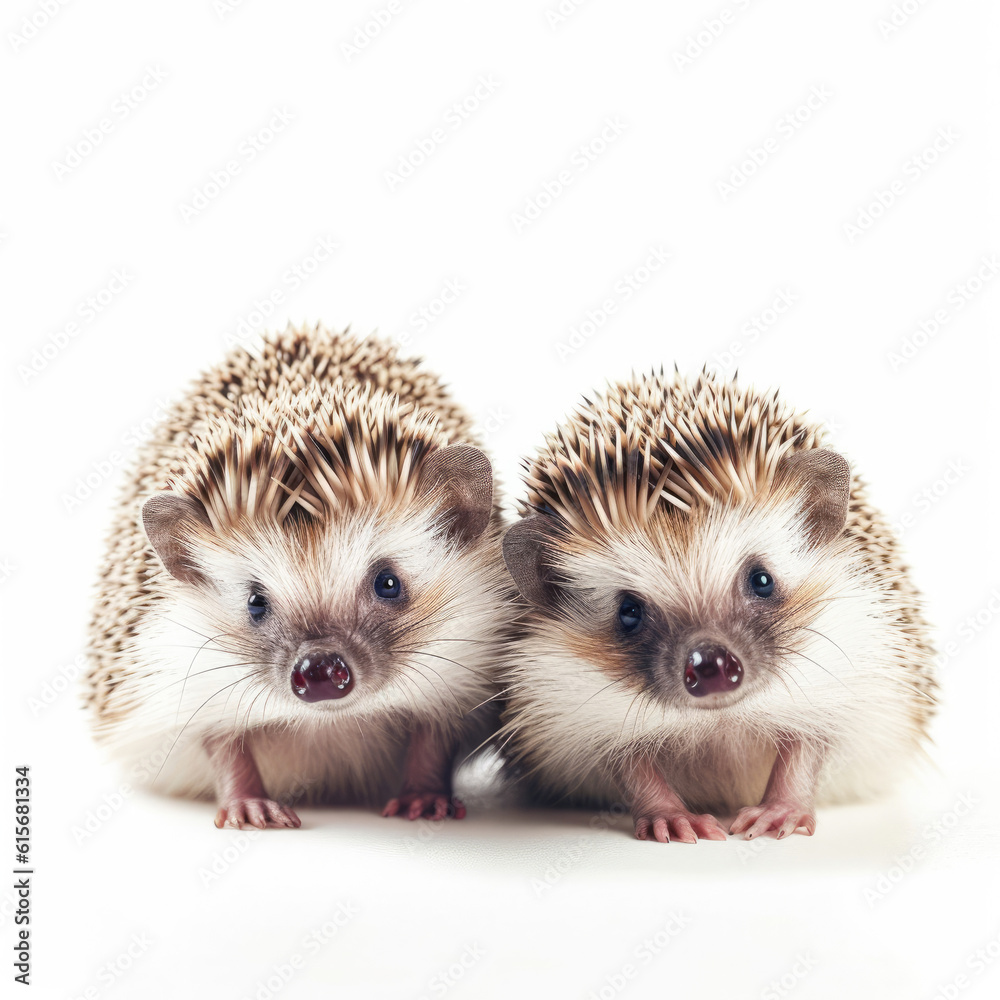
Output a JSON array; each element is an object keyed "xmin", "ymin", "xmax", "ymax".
[{"xmin": 128, "ymin": 758, "xmax": 980, "ymax": 885}]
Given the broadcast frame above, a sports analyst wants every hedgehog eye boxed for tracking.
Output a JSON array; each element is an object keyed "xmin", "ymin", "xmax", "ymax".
[
  {"xmin": 749, "ymin": 570, "xmax": 775, "ymax": 598},
  {"xmin": 247, "ymin": 591, "xmax": 269, "ymax": 623},
  {"xmin": 373, "ymin": 569, "xmax": 402, "ymax": 600},
  {"xmin": 618, "ymin": 596, "xmax": 643, "ymax": 633}
]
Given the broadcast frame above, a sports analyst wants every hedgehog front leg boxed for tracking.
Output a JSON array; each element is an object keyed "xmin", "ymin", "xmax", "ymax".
[
  {"xmin": 730, "ymin": 738, "xmax": 821, "ymax": 840},
  {"xmin": 382, "ymin": 726, "xmax": 466, "ymax": 821},
  {"xmin": 206, "ymin": 735, "xmax": 301, "ymax": 830},
  {"xmin": 623, "ymin": 757, "xmax": 728, "ymax": 843}
]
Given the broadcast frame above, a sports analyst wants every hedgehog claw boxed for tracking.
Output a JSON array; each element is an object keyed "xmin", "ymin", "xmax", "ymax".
[
  {"xmin": 382, "ymin": 793, "xmax": 465, "ymax": 820},
  {"xmin": 214, "ymin": 797, "xmax": 301, "ymax": 830},
  {"xmin": 730, "ymin": 802, "xmax": 815, "ymax": 840},
  {"xmin": 633, "ymin": 811, "xmax": 727, "ymax": 843}
]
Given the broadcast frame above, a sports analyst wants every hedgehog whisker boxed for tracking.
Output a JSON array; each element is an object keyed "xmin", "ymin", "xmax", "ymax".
[
  {"xmin": 401, "ymin": 660, "xmax": 465, "ymax": 716},
  {"xmin": 221, "ymin": 669, "xmax": 255, "ymax": 720},
  {"xmin": 391, "ymin": 602, "xmax": 457, "ymax": 638},
  {"xmin": 256, "ymin": 689, "xmax": 278, "ymax": 740},
  {"xmin": 400, "ymin": 611, "xmax": 455, "ymax": 635},
  {"xmin": 159, "ymin": 617, "xmax": 242, "ymax": 645},
  {"xmin": 460, "ymin": 728, "xmax": 501, "ymax": 765},
  {"xmin": 800, "ymin": 626, "xmax": 855, "ymax": 671},
  {"xmin": 767, "ymin": 659, "xmax": 813, "ymax": 705},
  {"xmin": 792, "ymin": 593, "xmax": 865, "ymax": 613},
  {"xmin": 146, "ymin": 662, "xmax": 270, "ymax": 703},
  {"xmin": 467, "ymin": 688, "xmax": 507, "ymax": 714},
  {"xmin": 773, "ymin": 645, "xmax": 850, "ymax": 691},
  {"xmin": 400, "ymin": 599, "xmax": 503, "ymax": 641},
  {"xmin": 395, "ymin": 647, "xmax": 488, "ymax": 678},
  {"xmin": 492, "ymin": 726, "xmax": 519, "ymax": 758},
  {"xmin": 236, "ymin": 668, "xmax": 278, "ymax": 735},
  {"xmin": 152, "ymin": 676, "xmax": 256, "ymax": 787},
  {"xmin": 153, "ymin": 641, "xmax": 241, "ymax": 654},
  {"xmin": 177, "ymin": 631, "xmax": 246, "ymax": 724},
  {"xmin": 570, "ymin": 677, "xmax": 627, "ymax": 716},
  {"xmin": 634, "ymin": 696, "xmax": 656, "ymax": 743},
  {"xmin": 396, "ymin": 671, "xmax": 434, "ymax": 718},
  {"xmin": 237, "ymin": 685, "xmax": 270, "ymax": 749},
  {"xmin": 619, "ymin": 687, "xmax": 645, "ymax": 742},
  {"xmin": 256, "ymin": 687, "xmax": 276, "ymax": 731},
  {"xmin": 418, "ymin": 637, "xmax": 491, "ymax": 646}
]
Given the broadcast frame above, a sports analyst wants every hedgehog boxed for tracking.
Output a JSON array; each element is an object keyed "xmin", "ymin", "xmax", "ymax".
[
  {"xmin": 85, "ymin": 324, "xmax": 510, "ymax": 829},
  {"xmin": 500, "ymin": 369, "xmax": 936, "ymax": 842}
]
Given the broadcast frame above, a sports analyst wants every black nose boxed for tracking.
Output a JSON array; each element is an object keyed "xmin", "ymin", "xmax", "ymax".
[
  {"xmin": 291, "ymin": 653, "xmax": 354, "ymax": 702},
  {"xmin": 684, "ymin": 644, "xmax": 743, "ymax": 697}
]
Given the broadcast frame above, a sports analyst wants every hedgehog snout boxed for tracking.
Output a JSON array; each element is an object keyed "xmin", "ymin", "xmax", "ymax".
[
  {"xmin": 290, "ymin": 651, "xmax": 354, "ymax": 702},
  {"xmin": 683, "ymin": 644, "xmax": 743, "ymax": 697}
]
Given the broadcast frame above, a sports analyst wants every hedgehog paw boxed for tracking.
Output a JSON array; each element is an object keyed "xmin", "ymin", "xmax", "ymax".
[
  {"xmin": 633, "ymin": 811, "xmax": 728, "ymax": 843},
  {"xmin": 382, "ymin": 793, "xmax": 466, "ymax": 821},
  {"xmin": 730, "ymin": 802, "xmax": 815, "ymax": 840},
  {"xmin": 214, "ymin": 798, "xmax": 301, "ymax": 830}
]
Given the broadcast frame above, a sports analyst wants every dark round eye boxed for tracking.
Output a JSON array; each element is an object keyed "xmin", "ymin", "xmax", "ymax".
[
  {"xmin": 618, "ymin": 597, "xmax": 643, "ymax": 633},
  {"xmin": 374, "ymin": 569, "xmax": 402, "ymax": 599},
  {"xmin": 750, "ymin": 570, "xmax": 775, "ymax": 598},
  {"xmin": 247, "ymin": 592, "xmax": 269, "ymax": 623}
]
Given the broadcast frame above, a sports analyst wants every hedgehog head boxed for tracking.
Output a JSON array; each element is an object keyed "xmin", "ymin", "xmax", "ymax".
[
  {"xmin": 504, "ymin": 371, "xmax": 863, "ymax": 720},
  {"xmin": 138, "ymin": 381, "xmax": 502, "ymax": 725}
]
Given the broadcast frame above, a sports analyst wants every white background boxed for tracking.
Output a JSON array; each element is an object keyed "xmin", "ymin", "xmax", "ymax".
[{"xmin": 3, "ymin": 1, "xmax": 999, "ymax": 998}]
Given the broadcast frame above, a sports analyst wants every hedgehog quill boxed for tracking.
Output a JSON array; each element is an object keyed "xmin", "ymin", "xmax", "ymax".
[
  {"xmin": 501, "ymin": 370, "xmax": 936, "ymax": 842},
  {"xmin": 85, "ymin": 326, "xmax": 509, "ymax": 829}
]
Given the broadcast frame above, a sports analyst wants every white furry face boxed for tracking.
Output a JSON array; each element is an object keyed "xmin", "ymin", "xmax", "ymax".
[
  {"xmin": 139, "ymin": 499, "xmax": 505, "ymax": 739},
  {"xmin": 537, "ymin": 496, "xmax": 853, "ymax": 710}
]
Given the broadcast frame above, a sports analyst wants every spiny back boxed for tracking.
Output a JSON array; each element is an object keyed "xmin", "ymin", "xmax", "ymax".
[{"xmin": 522, "ymin": 370, "xmax": 824, "ymax": 535}]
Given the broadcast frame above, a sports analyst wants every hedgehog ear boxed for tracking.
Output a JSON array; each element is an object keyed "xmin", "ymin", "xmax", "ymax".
[
  {"xmin": 140, "ymin": 492, "xmax": 213, "ymax": 585},
  {"xmin": 503, "ymin": 515, "xmax": 557, "ymax": 606},
  {"xmin": 774, "ymin": 449, "xmax": 851, "ymax": 547},
  {"xmin": 418, "ymin": 445, "xmax": 493, "ymax": 545}
]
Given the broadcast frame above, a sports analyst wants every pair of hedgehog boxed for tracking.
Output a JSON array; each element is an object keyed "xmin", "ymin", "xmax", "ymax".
[{"xmin": 85, "ymin": 326, "xmax": 935, "ymax": 842}]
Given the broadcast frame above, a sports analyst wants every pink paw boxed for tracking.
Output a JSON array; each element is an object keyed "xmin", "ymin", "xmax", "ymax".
[
  {"xmin": 730, "ymin": 802, "xmax": 815, "ymax": 840},
  {"xmin": 633, "ymin": 811, "xmax": 728, "ymax": 844},
  {"xmin": 382, "ymin": 792, "xmax": 466, "ymax": 821},
  {"xmin": 214, "ymin": 798, "xmax": 301, "ymax": 830}
]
